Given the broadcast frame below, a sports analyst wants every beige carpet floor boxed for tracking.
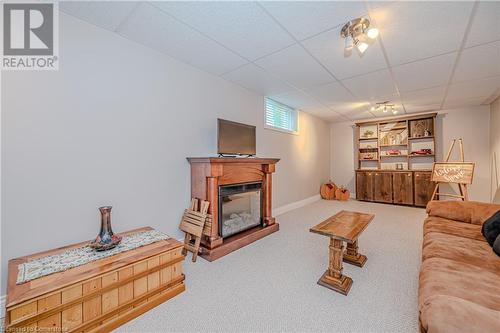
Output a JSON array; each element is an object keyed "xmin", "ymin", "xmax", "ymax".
[{"xmin": 118, "ymin": 199, "xmax": 426, "ymax": 333}]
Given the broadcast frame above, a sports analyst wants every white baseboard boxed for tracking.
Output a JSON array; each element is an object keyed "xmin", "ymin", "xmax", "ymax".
[
  {"xmin": 273, "ymin": 194, "xmax": 321, "ymax": 216},
  {"xmin": 0, "ymin": 294, "xmax": 5, "ymax": 320}
]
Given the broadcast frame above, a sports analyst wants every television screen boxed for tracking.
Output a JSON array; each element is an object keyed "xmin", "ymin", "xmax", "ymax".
[{"xmin": 217, "ymin": 119, "xmax": 256, "ymax": 156}]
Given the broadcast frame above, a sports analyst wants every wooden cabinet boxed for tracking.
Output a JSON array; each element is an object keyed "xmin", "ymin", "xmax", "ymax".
[
  {"xmin": 414, "ymin": 171, "xmax": 435, "ymax": 207},
  {"xmin": 356, "ymin": 170, "xmax": 433, "ymax": 206},
  {"xmin": 356, "ymin": 171, "xmax": 374, "ymax": 201},
  {"xmin": 393, "ymin": 172, "xmax": 414, "ymax": 205},
  {"xmin": 373, "ymin": 172, "xmax": 393, "ymax": 203},
  {"xmin": 5, "ymin": 228, "xmax": 185, "ymax": 333}
]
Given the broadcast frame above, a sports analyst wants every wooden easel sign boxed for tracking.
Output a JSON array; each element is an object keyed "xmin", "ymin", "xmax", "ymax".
[
  {"xmin": 430, "ymin": 138, "xmax": 474, "ymax": 201},
  {"xmin": 432, "ymin": 162, "xmax": 474, "ymax": 184}
]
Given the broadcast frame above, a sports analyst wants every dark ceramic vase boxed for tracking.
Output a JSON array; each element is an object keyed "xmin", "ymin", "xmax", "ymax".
[{"xmin": 89, "ymin": 206, "xmax": 122, "ymax": 251}]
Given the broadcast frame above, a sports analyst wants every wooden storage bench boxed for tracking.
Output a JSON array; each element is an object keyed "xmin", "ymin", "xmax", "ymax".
[{"xmin": 4, "ymin": 227, "xmax": 185, "ymax": 333}]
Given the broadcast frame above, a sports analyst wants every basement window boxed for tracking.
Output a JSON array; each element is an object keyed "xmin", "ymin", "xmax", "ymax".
[{"xmin": 264, "ymin": 98, "xmax": 299, "ymax": 134}]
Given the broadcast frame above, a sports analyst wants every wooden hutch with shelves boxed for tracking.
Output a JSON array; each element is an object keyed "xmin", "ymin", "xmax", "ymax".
[{"xmin": 356, "ymin": 113, "xmax": 437, "ymax": 207}]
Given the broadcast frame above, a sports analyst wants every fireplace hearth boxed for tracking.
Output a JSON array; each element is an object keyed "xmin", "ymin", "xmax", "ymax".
[{"xmin": 187, "ymin": 157, "xmax": 280, "ymax": 261}]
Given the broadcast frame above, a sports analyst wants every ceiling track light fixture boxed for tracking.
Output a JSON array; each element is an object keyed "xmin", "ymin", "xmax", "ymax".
[
  {"xmin": 370, "ymin": 101, "xmax": 398, "ymax": 115},
  {"xmin": 341, "ymin": 17, "xmax": 379, "ymax": 57}
]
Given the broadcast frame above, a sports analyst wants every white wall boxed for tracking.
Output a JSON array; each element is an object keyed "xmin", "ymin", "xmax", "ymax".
[
  {"xmin": 330, "ymin": 106, "xmax": 491, "ymax": 202},
  {"xmin": 491, "ymin": 96, "xmax": 500, "ymax": 203},
  {"xmin": 0, "ymin": 14, "xmax": 330, "ymax": 294}
]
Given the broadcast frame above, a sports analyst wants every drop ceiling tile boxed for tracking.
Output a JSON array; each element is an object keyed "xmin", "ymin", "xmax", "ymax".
[
  {"xmin": 341, "ymin": 69, "xmax": 397, "ymax": 100},
  {"xmin": 443, "ymin": 96, "xmax": 489, "ymax": 109},
  {"xmin": 302, "ymin": 25, "xmax": 388, "ymax": 80},
  {"xmin": 400, "ymin": 86, "xmax": 446, "ymax": 105},
  {"xmin": 445, "ymin": 76, "xmax": 500, "ymax": 104},
  {"xmin": 327, "ymin": 101, "xmax": 365, "ymax": 114},
  {"xmin": 453, "ymin": 41, "xmax": 500, "ymax": 83},
  {"xmin": 392, "ymin": 53, "xmax": 456, "ymax": 92},
  {"xmin": 301, "ymin": 106, "xmax": 344, "ymax": 122},
  {"xmin": 152, "ymin": 1, "xmax": 295, "ymax": 61},
  {"xmin": 350, "ymin": 110, "xmax": 376, "ymax": 120},
  {"xmin": 370, "ymin": 1, "xmax": 474, "ymax": 65},
  {"xmin": 465, "ymin": 1, "xmax": 500, "ymax": 48},
  {"xmin": 222, "ymin": 64, "xmax": 293, "ymax": 96},
  {"xmin": 403, "ymin": 103, "xmax": 441, "ymax": 113},
  {"xmin": 268, "ymin": 90, "xmax": 321, "ymax": 110},
  {"xmin": 59, "ymin": 1, "xmax": 138, "ymax": 31},
  {"xmin": 259, "ymin": 1, "xmax": 367, "ymax": 41},
  {"xmin": 303, "ymin": 81, "xmax": 356, "ymax": 105},
  {"xmin": 117, "ymin": 3, "xmax": 247, "ymax": 75},
  {"xmin": 255, "ymin": 44, "xmax": 334, "ymax": 88}
]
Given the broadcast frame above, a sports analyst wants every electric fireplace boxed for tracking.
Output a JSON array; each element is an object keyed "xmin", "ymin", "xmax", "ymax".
[
  {"xmin": 218, "ymin": 182, "xmax": 262, "ymax": 238},
  {"xmin": 187, "ymin": 157, "xmax": 280, "ymax": 261}
]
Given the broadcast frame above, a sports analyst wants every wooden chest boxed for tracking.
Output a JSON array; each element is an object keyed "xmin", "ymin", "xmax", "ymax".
[{"xmin": 4, "ymin": 227, "xmax": 185, "ymax": 333}]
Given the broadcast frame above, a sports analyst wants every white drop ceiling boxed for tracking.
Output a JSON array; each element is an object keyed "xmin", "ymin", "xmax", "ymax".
[{"xmin": 60, "ymin": 1, "xmax": 500, "ymax": 122}]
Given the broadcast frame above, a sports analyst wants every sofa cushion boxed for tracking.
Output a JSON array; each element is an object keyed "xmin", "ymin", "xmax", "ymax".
[
  {"xmin": 422, "ymin": 232, "xmax": 500, "ymax": 274},
  {"xmin": 482, "ymin": 209, "xmax": 500, "ymax": 246},
  {"xmin": 426, "ymin": 201, "xmax": 500, "ymax": 225},
  {"xmin": 494, "ymin": 235, "xmax": 500, "ymax": 256},
  {"xmin": 419, "ymin": 257, "xmax": 500, "ymax": 311},
  {"xmin": 424, "ymin": 216, "xmax": 485, "ymax": 241},
  {"xmin": 420, "ymin": 295, "xmax": 500, "ymax": 333}
]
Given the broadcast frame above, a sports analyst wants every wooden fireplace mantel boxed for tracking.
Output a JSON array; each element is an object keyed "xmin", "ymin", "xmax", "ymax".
[{"xmin": 187, "ymin": 157, "xmax": 280, "ymax": 261}]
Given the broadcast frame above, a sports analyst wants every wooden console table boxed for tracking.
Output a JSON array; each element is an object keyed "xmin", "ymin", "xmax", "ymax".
[
  {"xmin": 310, "ymin": 211, "xmax": 374, "ymax": 295},
  {"xmin": 4, "ymin": 227, "xmax": 185, "ymax": 333}
]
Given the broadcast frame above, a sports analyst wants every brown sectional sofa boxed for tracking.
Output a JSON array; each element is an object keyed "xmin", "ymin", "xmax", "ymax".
[{"xmin": 419, "ymin": 201, "xmax": 500, "ymax": 333}]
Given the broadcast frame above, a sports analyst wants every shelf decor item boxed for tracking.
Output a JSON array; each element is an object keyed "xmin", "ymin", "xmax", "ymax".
[
  {"xmin": 320, "ymin": 182, "xmax": 338, "ymax": 200},
  {"xmin": 89, "ymin": 206, "xmax": 122, "ymax": 251}
]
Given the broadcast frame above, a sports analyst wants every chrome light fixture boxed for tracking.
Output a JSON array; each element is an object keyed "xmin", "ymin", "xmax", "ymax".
[
  {"xmin": 341, "ymin": 17, "xmax": 379, "ymax": 56},
  {"xmin": 371, "ymin": 101, "xmax": 397, "ymax": 115}
]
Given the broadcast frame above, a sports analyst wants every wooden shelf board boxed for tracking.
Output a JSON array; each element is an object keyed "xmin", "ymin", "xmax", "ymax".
[
  {"xmin": 408, "ymin": 136, "xmax": 434, "ymax": 140},
  {"xmin": 359, "ymin": 137, "xmax": 378, "ymax": 140},
  {"xmin": 380, "ymin": 155, "xmax": 408, "ymax": 157},
  {"xmin": 409, "ymin": 154, "xmax": 435, "ymax": 157},
  {"xmin": 379, "ymin": 126, "xmax": 407, "ymax": 132},
  {"xmin": 359, "ymin": 159, "xmax": 379, "ymax": 161},
  {"xmin": 379, "ymin": 144, "xmax": 408, "ymax": 147}
]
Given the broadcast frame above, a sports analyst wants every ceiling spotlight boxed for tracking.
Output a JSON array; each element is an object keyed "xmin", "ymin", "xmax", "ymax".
[
  {"xmin": 340, "ymin": 17, "xmax": 378, "ymax": 57},
  {"xmin": 372, "ymin": 101, "xmax": 397, "ymax": 115},
  {"xmin": 345, "ymin": 34, "xmax": 354, "ymax": 51},
  {"xmin": 366, "ymin": 27, "xmax": 379, "ymax": 39},
  {"xmin": 355, "ymin": 40, "xmax": 369, "ymax": 54}
]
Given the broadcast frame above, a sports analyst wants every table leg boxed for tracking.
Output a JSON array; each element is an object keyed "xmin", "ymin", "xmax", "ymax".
[
  {"xmin": 343, "ymin": 240, "xmax": 367, "ymax": 267},
  {"xmin": 317, "ymin": 238, "xmax": 353, "ymax": 296}
]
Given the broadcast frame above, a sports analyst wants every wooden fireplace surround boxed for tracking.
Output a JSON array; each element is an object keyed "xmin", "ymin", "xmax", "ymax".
[{"xmin": 187, "ymin": 157, "xmax": 280, "ymax": 261}]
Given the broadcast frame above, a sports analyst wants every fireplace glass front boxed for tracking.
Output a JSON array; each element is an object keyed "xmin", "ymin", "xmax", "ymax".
[{"xmin": 218, "ymin": 182, "xmax": 262, "ymax": 238}]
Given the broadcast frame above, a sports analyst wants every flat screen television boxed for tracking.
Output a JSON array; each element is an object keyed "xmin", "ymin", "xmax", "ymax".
[{"xmin": 217, "ymin": 118, "xmax": 256, "ymax": 156}]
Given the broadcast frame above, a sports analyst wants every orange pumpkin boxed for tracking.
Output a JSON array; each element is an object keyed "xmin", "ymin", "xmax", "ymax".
[
  {"xmin": 335, "ymin": 187, "xmax": 350, "ymax": 201},
  {"xmin": 320, "ymin": 182, "xmax": 337, "ymax": 200}
]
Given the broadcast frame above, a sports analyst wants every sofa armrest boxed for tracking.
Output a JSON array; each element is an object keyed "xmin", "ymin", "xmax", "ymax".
[{"xmin": 426, "ymin": 201, "xmax": 500, "ymax": 225}]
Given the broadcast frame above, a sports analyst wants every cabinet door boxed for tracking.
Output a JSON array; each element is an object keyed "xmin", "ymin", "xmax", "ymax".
[
  {"xmin": 373, "ymin": 172, "xmax": 393, "ymax": 203},
  {"xmin": 393, "ymin": 172, "xmax": 414, "ymax": 205},
  {"xmin": 414, "ymin": 172, "xmax": 435, "ymax": 207},
  {"xmin": 356, "ymin": 172, "xmax": 374, "ymax": 201}
]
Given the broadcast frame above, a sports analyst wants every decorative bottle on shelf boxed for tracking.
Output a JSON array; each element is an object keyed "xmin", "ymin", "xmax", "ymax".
[
  {"xmin": 395, "ymin": 133, "xmax": 402, "ymax": 145},
  {"xmin": 90, "ymin": 206, "xmax": 122, "ymax": 251}
]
